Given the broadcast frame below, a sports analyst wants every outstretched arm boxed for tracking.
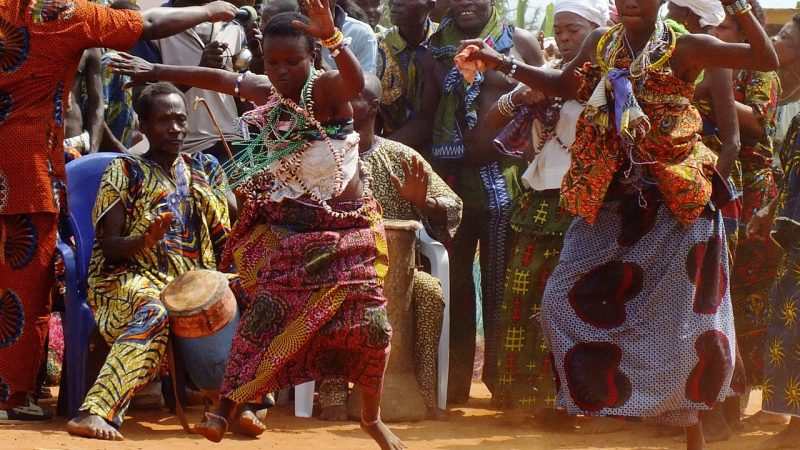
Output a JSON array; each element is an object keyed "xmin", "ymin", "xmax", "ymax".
[
  {"xmin": 458, "ymin": 27, "xmax": 604, "ymax": 100},
  {"xmin": 140, "ymin": 1, "xmax": 238, "ymax": 41},
  {"xmin": 676, "ymin": 8, "xmax": 778, "ymax": 76},
  {"xmin": 111, "ymin": 53, "xmax": 273, "ymax": 105}
]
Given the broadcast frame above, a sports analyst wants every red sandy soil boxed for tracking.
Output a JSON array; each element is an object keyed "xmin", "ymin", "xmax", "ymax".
[{"xmin": 0, "ymin": 384, "xmax": 786, "ymax": 450}]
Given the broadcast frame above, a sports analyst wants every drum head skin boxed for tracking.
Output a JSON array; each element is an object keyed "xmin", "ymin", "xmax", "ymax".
[{"xmin": 161, "ymin": 269, "xmax": 227, "ymax": 316}]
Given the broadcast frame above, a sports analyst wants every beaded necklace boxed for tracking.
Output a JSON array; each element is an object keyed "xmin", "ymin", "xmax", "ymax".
[
  {"xmin": 596, "ymin": 22, "xmax": 676, "ymax": 79},
  {"xmin": 227, "ymin": 68, "xmax": 370, "ymax": 219}
]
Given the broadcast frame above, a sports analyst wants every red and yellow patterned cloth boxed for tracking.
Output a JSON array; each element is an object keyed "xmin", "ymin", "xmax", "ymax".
[{"xmin": 561, "ymin": 46, "xmax": 717, "ymax": 227}]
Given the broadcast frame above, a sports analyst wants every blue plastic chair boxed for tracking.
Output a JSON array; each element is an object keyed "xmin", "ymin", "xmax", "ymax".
[{"xmin": 61, "ymin": 153, "xmax": 127, "ymax": 418}]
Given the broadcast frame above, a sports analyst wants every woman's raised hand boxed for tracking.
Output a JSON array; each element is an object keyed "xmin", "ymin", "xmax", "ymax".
[{"xmin": 293, "ymin": 0, "xmax": 336, "ymax": 40}]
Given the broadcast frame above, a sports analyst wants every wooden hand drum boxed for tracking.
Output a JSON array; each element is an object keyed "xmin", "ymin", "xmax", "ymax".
[
  {"xmin": 160, "ymin": 269, "xmax": 240, "ymax": 397},
  {"xmin": 348, "ymin": 219, "xmax": 427, "ymax": 421}
]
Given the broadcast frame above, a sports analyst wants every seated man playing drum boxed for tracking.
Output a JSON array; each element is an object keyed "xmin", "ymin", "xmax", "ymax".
[{"xmin": 66, "ymin": 83, "xmax": 252, "ymax": 441}]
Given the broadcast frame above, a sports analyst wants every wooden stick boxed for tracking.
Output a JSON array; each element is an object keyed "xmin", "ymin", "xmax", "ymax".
[{"xmin": 192, "ymin": 96, "xmax": 235, "ymax": 161}]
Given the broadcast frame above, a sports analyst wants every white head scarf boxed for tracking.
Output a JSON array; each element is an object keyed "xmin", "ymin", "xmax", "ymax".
[
  {"xmin": 553, "ymin": 0, "xmax": 611, "ymax": 28},
  {"xmin": 669, "ymin": 0, "xmax": 725, "ymax": 27}
]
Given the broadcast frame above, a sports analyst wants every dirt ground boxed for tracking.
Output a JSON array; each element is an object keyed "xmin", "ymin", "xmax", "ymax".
[{"xmin": 0, "ymin": 383, "xmax": 787, "ymax": 450}]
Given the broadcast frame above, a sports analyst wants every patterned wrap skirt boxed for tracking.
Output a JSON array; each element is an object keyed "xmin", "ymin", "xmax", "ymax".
[
  {"xmin": 219, "ymin": 196, "xmax": 392, "ymax": 403},
  {"xmin": 541, "ymin": 188, "xmax": 736, "ymax": 426}
]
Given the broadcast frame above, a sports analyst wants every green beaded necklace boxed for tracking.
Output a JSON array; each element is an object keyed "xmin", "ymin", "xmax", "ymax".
[{"xmin": 223, "ymin": 68, "xmax": 343, "ymax": 188}]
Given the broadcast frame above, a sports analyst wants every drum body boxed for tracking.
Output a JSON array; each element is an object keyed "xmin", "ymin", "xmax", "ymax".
[
  {"xmin": 161, "ymin": 269, "xmax": 239, "ymax": 392},
  {"xmin": 348, "ymin": 219, "xmax": 427, "ymax": 421}
]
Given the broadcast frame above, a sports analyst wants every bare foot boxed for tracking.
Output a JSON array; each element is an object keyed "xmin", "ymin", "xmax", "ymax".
[
  {"xmin": 701, "ymin": 404, "xmax": 731, "ymax": 442},
  {"xmin": 320, "ymin": 405, "xmax": 348, "ymax": 421},
  {"xmin": 66, "ymin": 413, "xmax": 124, "ymax": 441},
  {"xmin": 758, "ymin": 418, "xmax": 800, "ymax": 449},
  {"xmin": 194, "ymin": 412, "xmax": 227, "ymax": 443},
  {"xmin": 575, "ymin": 416, "xmax": 632, "ymax": 434},
  {"xmin": 744, "ymin": 410, "xmax": 791, "ymax": 428},
  {"xmin": 360, "ymin": 419, "xmax": 405, "ymax": 450},
  {"xmin": 234, "ymin": 409, "xmax": 266, "ymax": 437}
]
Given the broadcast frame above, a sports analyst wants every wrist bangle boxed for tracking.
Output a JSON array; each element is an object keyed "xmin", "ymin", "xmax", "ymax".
[
  {"xmin": 330, "ymin": 36, "xmax": 353, "ymax": 58},
  {"xmin": 497, "ymin": 91, "xmax": 518, "ymax": 117},
  {"xmin": 321, "ymin": 28, "xmax": 344, "ymax": 49},
  {"xmin": 723, "ymin": 0, "xmax": 751, "ymax": 15},
  {"xmin": 234, "ymin": 71, "xmax": 248, "ymax": 100}
]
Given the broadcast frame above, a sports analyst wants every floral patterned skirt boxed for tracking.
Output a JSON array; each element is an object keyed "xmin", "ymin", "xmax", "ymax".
[{"xmin": 219, "ymin": 196, "xmax": 392, "ymax": 403}]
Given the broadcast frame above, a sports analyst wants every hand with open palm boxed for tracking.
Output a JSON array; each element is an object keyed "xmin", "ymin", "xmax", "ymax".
[{"xmin": 292, "ymin": 0, "xmax": 336, "ymax": 41}]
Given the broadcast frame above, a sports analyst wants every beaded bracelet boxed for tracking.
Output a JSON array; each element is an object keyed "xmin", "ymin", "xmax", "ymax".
[
  {"xmin": 723, "ymin": 0, "xmax": 751, "ymax": 15},
  {"xmin": 330, "ymin": 37, "xmax": 353, "ymax": 58},
  {"xmin": 321, "ymin": 28, "xmax": 344, "ymax": 49},
  {"xmin": 508, "ymin": 58, "xmax": 518, "ymax": 77},
  {"xmin": 234, "ymin": 71, "xmax": 248, "ymax": 100}
]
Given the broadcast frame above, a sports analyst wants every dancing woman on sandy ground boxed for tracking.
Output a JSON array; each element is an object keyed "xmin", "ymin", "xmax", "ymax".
[{"xmin": 112, "ymin": 1, "xmax": 404, "ymax": 448}]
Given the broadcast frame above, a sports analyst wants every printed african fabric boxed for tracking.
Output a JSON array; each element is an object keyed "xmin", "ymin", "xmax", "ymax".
[
  {"xmin": 81, "ymin": 153, "xmax": 232, "ymax": 425},
  {"xmin": 494, "ymin": 190, "xmax": 571, "ymax": 411},
  {"xmin": 364, "ymin": 137, "xmax": 462, "ymax": 243},
  {"xmin": 0, "ymin": 213, "xmax": 57, "ymax": 407},
  {"xmin": 762, "ymin": 113, "xmax": 800, "ymax": 417},
  {"xmin": 0, "ymin": 0, "xmax": 142, "ymax": 403},
  {"xmin": 101, "ymin": 49, "xmax": 136, "ymax": 148},
  {"xmin": 730, "ymin": 70, "xmax": 781, "ymax": 387},
  {"xmin": 319, "ymin": 271, "xmax": 444, "ymax": 410},
  {"xmin": 364, "ymin": 137, "xmax": 460, "ymax": 407},
  {"xmin": 541, "ymin": 184, "xmax": 736, "ymax": 426},
  {"xmin": 429, "ymin": 8, "xmax": 513, "ymax": 160},
  {"xmin": 0, "ymin": 0, "xmax": 143, "ymax": 216},
  {"xmin": 218, "ymin": 196, "xmax": 392, "ymax": 403},
  {"xmin": 442, "ymin": 156, "xmax": 525, "ymax": 401},
  {"xmin": 563, "ymin": 22, "xmax": 718, "ymax": 227},
  {"xmin": 376, "ymin": 20, "xmax": 437, "ymax": 135}
]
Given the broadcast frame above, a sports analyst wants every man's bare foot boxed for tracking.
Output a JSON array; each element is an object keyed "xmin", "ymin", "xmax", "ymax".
[
  {"xmin": 66, "ymin": 413, "xmax": 124, "ymax": 441},
  {"xmin": 701, "ymin": 405, "xmax": 731, "ymax": 442},
  {"xmin": 194, "ymin": 412, "xmax": 227, "ymax": 443},
  {"xmin": 426, "ymin": 407, "xmax": 449, "ymax": 421},
  {"xmin": 320, "ymin": 405, "xmax": 348, "ymax": 421},
  {"xmin": 575, "ymin": 416, "xmax": 632, "ymax": 434},
  {"xmin": 758, "ymin": 418, "xmax": 800, "ymax": 449},
  {"xmin": 744, "ymin": 410, "xmax": 791, "ymax": 429},
  {"xmin": 234, "ymin": 409, "xmax": 266, "ymax": 437},
  {"xmin": 360, "ymin": 419, "xmax": 405, "ymax": 450}
]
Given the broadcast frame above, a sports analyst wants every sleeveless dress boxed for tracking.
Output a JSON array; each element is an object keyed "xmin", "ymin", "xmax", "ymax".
[{"xmin": 540, "ymin": 22, "xmax": 737, "ymax": 426}]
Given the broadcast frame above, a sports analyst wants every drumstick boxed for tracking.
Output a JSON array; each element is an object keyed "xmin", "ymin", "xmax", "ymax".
[{"xmin": 192, "ymin": 96, "xmax": 235, "ymax": 162}]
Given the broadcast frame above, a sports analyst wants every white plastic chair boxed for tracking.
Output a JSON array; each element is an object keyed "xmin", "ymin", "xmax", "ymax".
[
  {"xmin": 276, "ymin": 381, "xmax": 315, "ymax": 418},
  {"xmin": 416, "ymin": 227, "xmax": 450, "ymax": 411}
]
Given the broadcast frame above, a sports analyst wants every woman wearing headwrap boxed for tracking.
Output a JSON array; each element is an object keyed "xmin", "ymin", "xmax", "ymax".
[
  {"xmin": 485, "ymin": 0, "xmax": 606, "ymax": 428},
  {"xmin": 458, "ymin": 0, "xmax": 777, "ymax": 447}
]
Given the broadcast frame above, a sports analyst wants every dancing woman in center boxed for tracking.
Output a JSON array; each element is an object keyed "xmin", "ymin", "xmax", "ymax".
[
  {"xmin": 459, "ymin": 0, "xmax": 777, "ymax": 448},
  {"xmin": 112, "ymin": 2, "xmax": 404, "ymax": 448}
]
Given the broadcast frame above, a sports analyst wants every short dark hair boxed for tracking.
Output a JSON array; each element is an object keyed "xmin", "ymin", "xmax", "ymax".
[
  {"xmin": 262, "ymin": 12, "xmax": 316, "ymax": 52},
  {"xmin": 134, "ymin": 82, "xmax": 186, "ymax": 121}
]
